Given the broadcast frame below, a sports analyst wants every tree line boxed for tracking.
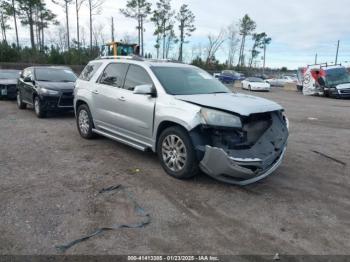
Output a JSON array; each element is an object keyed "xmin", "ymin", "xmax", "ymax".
[
  {"xmin": 0, "ymin": 0, "xmax": 196, "ymax": 64},
  {"xmin": 1, "ymin": 0, "xmax": 271, "ymax": 72}
]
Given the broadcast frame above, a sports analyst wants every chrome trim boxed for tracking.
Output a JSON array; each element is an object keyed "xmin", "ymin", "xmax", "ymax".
[{"xmin": 92, "ymin": 128, "xmax": 148, "ymax": 151}]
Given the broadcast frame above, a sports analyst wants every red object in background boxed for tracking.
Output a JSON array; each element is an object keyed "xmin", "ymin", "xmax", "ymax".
[
  {"xmin": 311, "ymin": 69, "xmax": 326, "ymax": 80},
  {"xmin": 301, "ymin": 68, "xmax": 307, "ymax": 75}
]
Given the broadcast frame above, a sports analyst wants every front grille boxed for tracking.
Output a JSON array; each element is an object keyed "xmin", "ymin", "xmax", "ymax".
[
  {"xmin": 0, "ymin": 84, "xmax": 17, "ymax": 96},
  {"xmin": 6, "ymin": 85, "xmax": 16, "ymax": 94},
  {"xmin": 340, "ymin": 89, "xmax": 350, "ymax": 94},
  {"xmin": 58, "ymin": 91, "xmax": 73, "ymax": 107}
]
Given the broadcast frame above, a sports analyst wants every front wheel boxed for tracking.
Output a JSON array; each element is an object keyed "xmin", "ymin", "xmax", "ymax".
[
  {"xmin": 34, "ymin": 96, "xmax": 46, "ymax": 118},
  {"xmin": 157, "ymin": 126, "xmax": 199, "ymax": 179},
  {"xmin": 17, "ymin": 91, "xmax": 27, "ymax": 109}
]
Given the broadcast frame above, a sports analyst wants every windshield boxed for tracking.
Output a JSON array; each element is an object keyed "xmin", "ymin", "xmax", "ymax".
[
  {"xmin": 249, "ymin": 77, "xmax": 264, "ymax": 83},
  {"xmin": 151, "ymin": 66, "xmax": 230, "ymax": 95},
  {"xmin": 325, "ymin": 68, "xmax": 350, "ymax": 86},
  {"xmin": 0, "ymin": 71, "xmax": 20, "ymax": 79},
  {"xmin": 35, "ymin": 68, "xmax": 77, "ymax": 82}
]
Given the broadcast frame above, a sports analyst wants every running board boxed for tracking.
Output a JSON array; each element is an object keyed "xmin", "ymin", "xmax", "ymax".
[{"xmin": 92, "ymin": 128, "xmax": 148, "ymax": 151}]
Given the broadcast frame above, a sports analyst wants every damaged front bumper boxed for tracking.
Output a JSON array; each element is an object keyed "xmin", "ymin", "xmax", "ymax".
[
  {"xmin": 196, "ymin": 111, "xmax": 289, "ymax": 186},
  {"xmin": 199, "ymin": 145, "xmax": 287, "ymax": 186}
]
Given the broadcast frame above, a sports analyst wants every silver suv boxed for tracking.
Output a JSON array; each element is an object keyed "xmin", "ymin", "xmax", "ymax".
[{"xmin": 74, "ymin": 57, "xmax": 289, "ymax": 185}]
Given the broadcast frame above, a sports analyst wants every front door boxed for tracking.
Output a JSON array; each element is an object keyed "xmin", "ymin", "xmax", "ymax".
[
  {"xmin": 20, "ymin": 68, "xmax": 34, "ymax": 103},
  {"xmin": 116, "ymin": 64, "xmax": 156, "ymax": 143}
]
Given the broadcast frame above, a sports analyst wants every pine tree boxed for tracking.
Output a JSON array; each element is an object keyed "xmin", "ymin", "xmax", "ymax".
[{"xmin": 175, "ymin": 4, "xmax": 195, "ymax": 62}]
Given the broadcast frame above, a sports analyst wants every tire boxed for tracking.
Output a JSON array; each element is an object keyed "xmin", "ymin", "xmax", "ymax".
[
  {"xmin": 157, "ymin": 126, "xmax": 199, "ymax": 179},
  {"xmin": 17, "ymin": 91, "xmax": 26, "ymax": 109},
  {"xmin": 76, "ymin": 104, "xmax": 95, "ymax": 139},
  {"xmin": 34, "ymin": 96, "xmax": 46, "ymax": 118},
  {"xmin": 248, "ymin": 85, "xmax": 252, "ymax": 91}
]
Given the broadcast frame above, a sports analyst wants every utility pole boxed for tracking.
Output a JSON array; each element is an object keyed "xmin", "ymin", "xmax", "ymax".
[
  {"xmin": 335, "ymin": 40, "xmax": 340, "ymax": 64},
  {"xmin": 263, "ymin": 41, "xmax": 266, "ymax": 74},
  {"xmin": 315, "ymin": 53, "xmax": 318, "ymax": 64},
  {"xmin": 111, "ymin": 17, "xmax": 115, "ymax": 42},
  {"xmin": 140, "ymin": 15, "xmax": 144, "ymax": 57}
]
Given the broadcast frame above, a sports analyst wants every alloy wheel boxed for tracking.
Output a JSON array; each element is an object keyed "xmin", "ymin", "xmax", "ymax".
[
  {"xmin": 79, "ymin": 109, "xmax": 90, "ymax": 135},
  {"xmin": 161, "ymin": 134, "xmax": 187, "ymax": 172},
  {"xmin": 17, "ymin": 92, "xmax": 21, "ymax": 107},
  {"xmin": 34, "ymin": 98, "xmax": 40, "ymax": 115}
]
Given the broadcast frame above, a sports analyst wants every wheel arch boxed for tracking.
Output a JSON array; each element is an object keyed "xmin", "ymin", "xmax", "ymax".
[
  {"xmin": 75, "ymin": 99, "xmax": 89, "ymax": 112},
  {"xmin": 154, "ymin": 120, "xmax": 190, "ymax": 152},
  {"xmin": 32, "ymin": 91, "xmax": 39, "ymax": 102}
]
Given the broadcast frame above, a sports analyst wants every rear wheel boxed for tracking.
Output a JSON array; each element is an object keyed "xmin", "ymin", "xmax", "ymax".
[
  {"xmin": 157, "ymin": 126, "xmax": 199, "ymax": 179},
  {"xmin": 17, "ymin": 91, "xmax": 26, "ymax": 109},
  {"xmin": 34, "ymin": 96, "xmax": 46, "ymax": 118},
  {"xmin": 77, "ymin": 104, "xmax": 95, "ymax": 139}
]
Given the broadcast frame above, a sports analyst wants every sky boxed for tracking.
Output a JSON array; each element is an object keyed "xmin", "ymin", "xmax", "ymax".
[{"xmin": 6, "ymin": 0, "xmax": 350, "ymax": 69}]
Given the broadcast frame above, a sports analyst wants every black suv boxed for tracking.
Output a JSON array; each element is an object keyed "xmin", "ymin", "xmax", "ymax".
[{"xmin": 16, "ymin": 66, "xmax": 77, "ymax": 118}]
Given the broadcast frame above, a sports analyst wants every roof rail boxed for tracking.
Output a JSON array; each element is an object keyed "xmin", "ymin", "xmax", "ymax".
[
  {"xmin": 96, "ymin": 55, "xmax": 183, "ymax": 63},
  {"xmin": 147, "ymin": 58, "xmax": 183, "ymax": 63},
  {"xmin": 97, "ymin": 55, "xmax": 134, "ymax": 60}
]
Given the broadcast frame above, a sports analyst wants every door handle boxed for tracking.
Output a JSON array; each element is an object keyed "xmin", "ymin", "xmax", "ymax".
[
  {"xmin": 92, "ymin": 90, "xmax": 99, "ymax": 94},
  {"xmin": 118, "ymin": 96, "xmax": 126, "ymax": 101}
]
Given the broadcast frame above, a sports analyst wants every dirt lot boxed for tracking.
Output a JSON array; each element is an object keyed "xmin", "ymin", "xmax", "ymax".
[{"xmin": 0, "ymin": 87, "xmax": 349, "ymax": 256}]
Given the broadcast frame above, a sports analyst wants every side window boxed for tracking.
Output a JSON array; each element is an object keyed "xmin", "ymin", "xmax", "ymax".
[
  {"xmin": 99, "ymin": 63, "xmax": 129, "ymax": 88},
  {"xmin": 123, "ymin": 65, "xmax": 153, "ymax": 91},
  {"xmin": 79, "ymin": 62, "xmax": 102, "ymax": 81}
]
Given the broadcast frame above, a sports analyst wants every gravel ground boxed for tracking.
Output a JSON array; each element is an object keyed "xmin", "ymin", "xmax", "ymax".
[{"xmin": 0, "ymin": 87, "xmax": 349, "ymax": 255}]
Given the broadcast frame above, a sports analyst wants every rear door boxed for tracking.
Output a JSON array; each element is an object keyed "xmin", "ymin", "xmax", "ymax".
[{"xmin": 92, "ymin": 62, "xmax": 129, "ymax": 130}]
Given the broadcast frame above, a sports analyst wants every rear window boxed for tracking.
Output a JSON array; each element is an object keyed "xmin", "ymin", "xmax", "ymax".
[{"xmin": 79, "ymin": 62, "xmax": 102, "ymax": 81}]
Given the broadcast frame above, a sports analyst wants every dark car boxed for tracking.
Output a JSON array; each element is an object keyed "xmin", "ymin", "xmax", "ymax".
[
  {"xmin": 16, "ymin": 66, "xmax": 77, "ymax": 118},
  {"xmin": 0, "ymin": 69, "xmax": 21, "ymax": 99},
  {"xmin": 218, "ymin": 70, "xmax": 245, "ymax": 83}
]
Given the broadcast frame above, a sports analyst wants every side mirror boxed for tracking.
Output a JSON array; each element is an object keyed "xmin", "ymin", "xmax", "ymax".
[
  {"xmin": 133, "ymin": 84, "xmax": 155, "ymax": 95},
  {"xmin": 23, "ymin": 76, "xmax": 32, "ymax": 82}
]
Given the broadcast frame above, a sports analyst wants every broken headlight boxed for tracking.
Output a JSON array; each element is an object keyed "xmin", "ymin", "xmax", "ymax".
[{"xmin": 200, "ymin": 108, "xmax": 242, "ymax": 128}]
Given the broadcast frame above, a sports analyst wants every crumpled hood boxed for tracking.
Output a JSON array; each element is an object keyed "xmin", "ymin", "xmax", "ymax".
[
  {"xmin": 36, "ymin": 81, "xmax": 75, "ymax": 91},
  {"xmin": 336, "ymin": 83, "xmax": 350, "ymax": 90},
  {"xmin": 175, "ymin": 93, "xmax": 283, "ymax": 116},
  {"xmin": 0, "ymin": 79, "xmax": 18, "ymax": 85}
]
